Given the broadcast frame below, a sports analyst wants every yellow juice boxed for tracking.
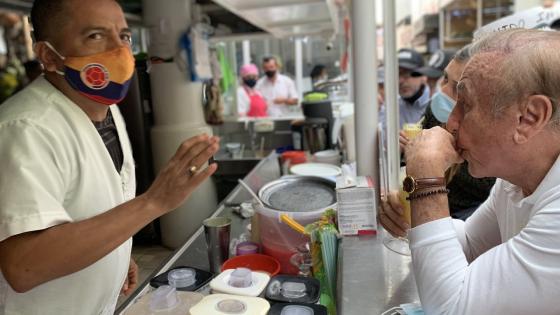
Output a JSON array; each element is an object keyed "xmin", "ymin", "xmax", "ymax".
[
  {"xmin": 403, "ymin": 123, "xmax": 422, "ymax": 140},
  {"xmin": 398, "ymin": 166, "xmax": 412, "ymax": 225},
  {"xmin": 399, "ymin": 188, "xmax": 412, "ymax": 225}
]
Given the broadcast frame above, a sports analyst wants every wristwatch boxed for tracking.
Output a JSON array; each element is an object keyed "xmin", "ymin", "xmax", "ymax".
[{"xmin": 402, "ymin": 176, "xmax": 446, "ymax": 193}]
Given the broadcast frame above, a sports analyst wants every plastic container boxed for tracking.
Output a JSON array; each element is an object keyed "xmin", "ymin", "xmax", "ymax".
[
  {"xmin": 281, "ymin": 151, "xmax": 307, "ymax": 165},
  {"xmin": 190, "ymin": 294, "xmax": 270, "ymax": 315},
  {"xmin": 167, "ymin": 268, "xmax": 196, "ymax": 288},
  {"xmin": 221, "ymin": 254, "xmax": 281, "ymax": 276},
  {"xmin": 268, "ymin": 303, "xmax": 328, "ymax": 315},
  {"xmin": 210, "ymin": 268, "xmax": 271, "ymax": 297},
  {"xmin": 236, "ymin": 241, "xmax": 260, "ymax": 256},
  {"xmin": 312, "ymin": 150, "xmax": 341, "ymax": 165},
  {"xmin": 257, "ymin": 176, "xmax": 336, "ymax": 274},
  {"xmin": 123, "ymin": 286, "xmax": 204, "ymax": 315},
  {"xmin": 150, "ymin": 266, "xmax": 213, "ymax": 291},
  {"xmin": 265, "ymin": 275, "xmax": 321, "ymax": 304}
]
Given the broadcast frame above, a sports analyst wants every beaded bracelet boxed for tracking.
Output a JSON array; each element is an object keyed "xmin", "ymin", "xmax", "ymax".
[{"xmin": 406, "ymin": 188, "xmax": 449, "ymax": 201}]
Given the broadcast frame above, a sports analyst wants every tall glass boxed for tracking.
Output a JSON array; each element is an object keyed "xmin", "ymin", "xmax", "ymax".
[
  {"xmin": 383, "ymin": 168, "xmax": 412, "ymax": 255},
  {"xmin": 383, "ymin": 123, "xmax": 421, "ymax": 256}
]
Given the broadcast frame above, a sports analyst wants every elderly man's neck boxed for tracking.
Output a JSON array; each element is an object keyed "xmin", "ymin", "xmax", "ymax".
[
  {"xmin": 509, "ymin": 134, "xmax": 560, "ymax": 196},
  {"xmin": 45, "ymin": 72, "xmax": 109, "ymax": 122}
]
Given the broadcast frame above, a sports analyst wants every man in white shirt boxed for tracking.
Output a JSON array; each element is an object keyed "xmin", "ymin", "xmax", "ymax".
[
  {"xmin": 0, "ymin": 1, "xmax": 219, "ymax": 314},
  {"xmin": 380, "ymin": 29, "xmax": 560, "ymax": 314},
  {"xmin": 256, "ymin": 56, "xmax": 299, "ymax": 117}
]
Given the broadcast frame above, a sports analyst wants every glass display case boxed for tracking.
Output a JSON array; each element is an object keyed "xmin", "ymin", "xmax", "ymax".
[{"xmin": 441, "ymin": 0, "xmax": 514, "ymax": 49}]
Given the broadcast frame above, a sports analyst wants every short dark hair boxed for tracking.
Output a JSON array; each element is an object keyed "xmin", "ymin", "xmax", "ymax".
[
  {"xmin": 310, "ymin": 64, "xmax": 326, "ymax": 79},
  {"xmin": 30, "ymin": 0, "xmax": 69, "ymax": 42},
  {"xmin": 262, "ymin": 56, "xmax": 277, "ymax": 64}
]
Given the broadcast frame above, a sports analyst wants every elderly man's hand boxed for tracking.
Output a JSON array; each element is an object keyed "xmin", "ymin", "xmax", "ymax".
[
  {"xmin": 143, "ymin": 134, "xmax": 220, "ymax": 214},
  {"xmin": 379, "ymin": 191, "xmax": 410, "ymax": 238},
  {"xmin": 404, "ymin": 127, "xmax": 463, "ymax": 177}
]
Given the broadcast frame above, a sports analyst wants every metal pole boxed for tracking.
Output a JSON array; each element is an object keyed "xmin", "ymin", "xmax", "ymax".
[
  {"xmin": 351, "ymin": 0, "xmax": 378, "ymax": 177},
  {"xmin": 295, "ymin": 37, "xmax": 304, "ymax": 98},
  {"xmin": 439, "ymin": 6, "xmax": 445, "ymax": 49},
  {"xmin": 476, "ymin": 0, "xmax": 483, "ymax": 30},
  {"xmin": 242, "ymin": 40, "xmax": 251, "ymax": 65},
  {"xmin": 384, "ymin": 0, "xmax": 400, "ymax": 189}
]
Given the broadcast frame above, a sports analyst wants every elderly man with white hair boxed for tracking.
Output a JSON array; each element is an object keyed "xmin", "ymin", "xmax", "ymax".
[{"xmin": 381, "ymin": 29, "xmax": 560, "ymax": 314}]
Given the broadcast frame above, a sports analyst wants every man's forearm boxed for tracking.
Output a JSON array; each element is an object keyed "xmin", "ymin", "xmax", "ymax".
[
  {"xmin": 0, "ymin": 194, "xmax": 162, "ymax": 293},
  {"xmin": 286, "ymin": 98, "xmax": 298, "ymax": 105}
]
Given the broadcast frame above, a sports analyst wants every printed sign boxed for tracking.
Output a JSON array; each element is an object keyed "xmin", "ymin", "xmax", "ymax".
[{"xmin": 474, "ymin": 4, "xmax": 560, "ymax": 39}]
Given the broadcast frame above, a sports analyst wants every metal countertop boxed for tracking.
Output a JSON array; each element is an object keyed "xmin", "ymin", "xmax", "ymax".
[{"xmin": 117, "ymin": 153, "xmax": 419, "ymax": 314}]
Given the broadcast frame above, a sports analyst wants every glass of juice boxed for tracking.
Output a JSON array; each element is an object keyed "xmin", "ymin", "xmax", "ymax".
[
  {"xmin": 403, "ymin": 123, "xmax": 422, "ymax": 141},
  {"xmin": 383, "ymin": 167, "xmax": 412, "ymax": 256}
]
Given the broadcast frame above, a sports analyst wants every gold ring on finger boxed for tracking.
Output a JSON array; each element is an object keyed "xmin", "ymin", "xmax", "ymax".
[{"xmin": 189, "ymin": 165, "xmax": 198, "ymax": 175}]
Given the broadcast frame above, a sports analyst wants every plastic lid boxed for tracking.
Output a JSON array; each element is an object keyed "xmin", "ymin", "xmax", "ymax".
[
  {"xmin": 281, "ymin": 281, "xmax": 307, "ymax": 299},
  {"xmin": 228, "ymin": 268, "xmax": 253, "ymax": 288},
  {"xmin": 236, "ymin": 241, "xmax": 259, "ymax": 256},
  {"xmin": 216, "ymin": 299, "xmax": 247, "ymax": 314},
  {"xmin": 280, "ymin": 305, "xmax": 314, "ymax": 315},
  {"xmin": 149, "ymin": 285, "xmax": 179, "ymax": 311},
  {"xmin": 168, "ymin": 268, "xmax": 196, "ymax": 288}
]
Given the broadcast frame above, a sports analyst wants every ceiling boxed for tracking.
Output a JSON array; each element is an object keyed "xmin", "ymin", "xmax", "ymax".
[
  {"xmin": 211, "ymin": 0, "xmax": 340, "ymax": 38},
  {"xmin": 0, "ymin": 0, "xmax": 339, "ymax": 37}
]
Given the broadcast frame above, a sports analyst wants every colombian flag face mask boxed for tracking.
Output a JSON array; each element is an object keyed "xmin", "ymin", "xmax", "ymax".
[{"xmin": 45, "ymin": 42, "xmax": 135, "ymax": 105}]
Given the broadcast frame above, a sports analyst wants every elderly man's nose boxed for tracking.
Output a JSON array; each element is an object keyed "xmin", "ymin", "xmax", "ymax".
[{"xmin": 446, "ymin": 108, "xmax": 460, "ymax": 132}]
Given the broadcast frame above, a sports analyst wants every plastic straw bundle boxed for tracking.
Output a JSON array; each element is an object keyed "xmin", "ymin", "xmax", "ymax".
[{"xmin": 306, "ymin": 209, "xmax": 339, "ymax": 315}]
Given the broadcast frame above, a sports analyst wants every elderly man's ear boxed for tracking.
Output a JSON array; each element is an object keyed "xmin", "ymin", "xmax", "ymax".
[{"xmin": 514, "ymin": 95, "xmax": 555, "ymax": 144}]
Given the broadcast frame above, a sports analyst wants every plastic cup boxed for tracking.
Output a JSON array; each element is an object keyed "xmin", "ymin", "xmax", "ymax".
[
  {"xmin": 167, "ymin": 268, "xmax": 196, "ymax": 288},
  {"xmin": 228, "ymin": 267, "xmax": 253, "ymax": 288}
]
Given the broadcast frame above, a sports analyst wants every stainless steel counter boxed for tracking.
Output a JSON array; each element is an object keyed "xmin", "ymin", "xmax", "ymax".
[
  {"xmin": 116, "ymin": 152, "xmax": 419, "ymax": 314},
  {"xmin": 338, "ymin": 231, "xmax": 419, "ymax": 314}
]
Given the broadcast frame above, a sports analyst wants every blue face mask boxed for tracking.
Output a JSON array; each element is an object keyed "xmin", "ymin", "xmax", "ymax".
[
  {"xmin": 430, "ymin": 91, "xmax": 456, "ymax": 123},
  {"xmin": 400, "ymin": 303, "xmax": 425, "ymax": 315},
  {"xmin": 381, "ymin": 303, "xmax": 424, "ymax": 315}
]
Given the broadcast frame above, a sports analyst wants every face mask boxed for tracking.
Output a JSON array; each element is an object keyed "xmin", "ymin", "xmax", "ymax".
[
  {"xmin": 243, "ymin": 78, "xmax": 257, "ymax": 88},
  {"xmin": 265, "ymin": 70, "xmax": 276, "ymax": 78},
  {"xmin": 45, "ymin": 42, "xmax": 135, "ymax": 105},
  {"xmin": 381, "ymin": 303, "xmax": 424, "ymax": 315},
  {"xmin": 430, "ymin": 91, "xmax": 456, "ymax": 123}
]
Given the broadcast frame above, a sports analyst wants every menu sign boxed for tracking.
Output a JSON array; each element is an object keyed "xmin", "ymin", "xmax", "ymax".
[{"xmin": 474, "ymin": 4, "xmax": 560, "ymax": 39}]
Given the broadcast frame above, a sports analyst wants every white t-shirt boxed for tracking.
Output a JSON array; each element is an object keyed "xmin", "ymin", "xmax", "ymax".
[
  {"xmin": 256, "ymin": 73, "xmax": 299, "ymax": 117},
  {"xmin": 409, "ymin": 155, "xmax": 560, "ymax": 315},
  {"xmin": 237, "ymin": 86, "xmax": 251, "ymax": 116},
  {"xmin": 0, "ymin": 77, "xmax": 136, "ymax": 315}
]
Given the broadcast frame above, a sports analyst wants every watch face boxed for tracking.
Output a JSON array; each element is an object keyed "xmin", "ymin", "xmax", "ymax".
[{"xmin": 403, "ymin": 176, "xmax": 415, "ymax": 193}]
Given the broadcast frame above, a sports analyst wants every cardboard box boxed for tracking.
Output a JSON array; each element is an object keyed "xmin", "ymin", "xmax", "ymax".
[{"xmin": 336, "ymin": 176, "xmax": 377, "ymax": 236}]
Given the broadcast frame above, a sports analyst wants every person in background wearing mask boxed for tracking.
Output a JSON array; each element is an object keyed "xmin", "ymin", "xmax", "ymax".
[
  {"xmin": 396, "ymin": 48, "xmax": 431, "ymax": 128},
  {"xmin": 416, "ymin": 49, "xmax": 456, "ymax": 97},
  {"xmin": 0, "ymin": 0, "xmax": 219, "ymax": 314},
  {"xmin": 237, "ymin": 63, "xmax": 267, "ymax": 117},
  {"xmin": 310, "ymin": 64, "xmax": 328, "ymax": 88},
  {"xmin": 398, "ymin": 44, "xmax": 495, "ymax": 220},
  {"xmin": 256, "ymin": 56, "xmax": 299, "ymax": 117},
  {"xmin": 381, "ymin": 28, "xmax": 560, "ymax": 315}
]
